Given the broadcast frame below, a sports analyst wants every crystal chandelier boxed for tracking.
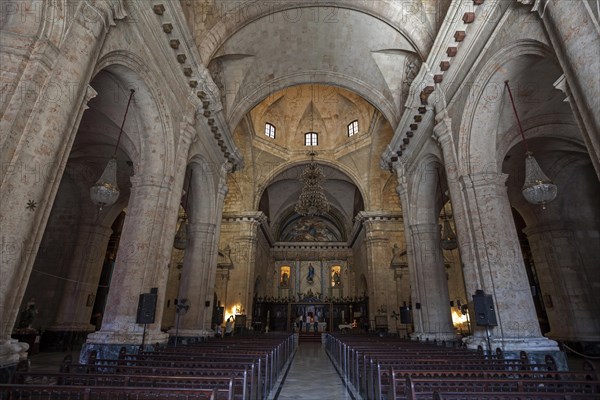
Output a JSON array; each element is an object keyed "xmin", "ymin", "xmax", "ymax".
[
  {"xmin": 90, "ymin": 89, "xmax": 135, "ymax": 210},
  {"xmin": 505, "ymin": 81, "xmax": 557, "ymax": 209},
  {"xmin": 173, "ymin": 169, "xmax": 192, "ymax": 250},
  {"xmin": 294, "ymin": 152, "xmax": 330, "ymax": 216}
]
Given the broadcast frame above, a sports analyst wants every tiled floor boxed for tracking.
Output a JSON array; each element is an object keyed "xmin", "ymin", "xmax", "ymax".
[{"xmin": 273, "ymin": 342, "xmax": 354, "ymax": 400}]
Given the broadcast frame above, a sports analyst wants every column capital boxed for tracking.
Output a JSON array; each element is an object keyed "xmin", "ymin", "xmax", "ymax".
[
  {"xmin": 82, "ymin": 0, "xmax": 128, "ymax": 31},
  {"xmin": 462, "ymin": 172, "xmax": 508, "ymax": 191},
  {"xmin": 129, "ymin": 173, "xmax": 171, "ymax": 191},
  {"xmin": 432, "ymin": 111, "xmax": 453, "ymax": 148},
  {"xmin": 409, "ymin": 222, "xmax": 439, "ymax": 235}
]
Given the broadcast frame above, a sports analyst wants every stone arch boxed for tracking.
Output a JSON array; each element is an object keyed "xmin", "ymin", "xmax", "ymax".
[
  {"xmin": 228, "ymin": 76, "xmax": 399, "ymax": 132},
  {"xmin": 197, "ymin": 2, "xmax": 434, "ymax": 65},
  {"xmin": 254, "ymin": 158, "xmax": 368, "ymax": 212},
  {"xmin": 93, "ymin": 52, "xmax": 175, "ymax": 179},
  {"xmin": 457, "ymin": 40, "xmax": 559, "ymax": 175}
]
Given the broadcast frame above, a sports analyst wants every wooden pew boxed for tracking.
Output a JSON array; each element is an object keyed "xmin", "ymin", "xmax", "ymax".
[
  {"xmin": 13, "ymin": 372, "xmax": 234, "ymax": 400},
  {"xmin": 0, "ymin": 384, "xmax": 217, "ymax": 400},
  {"xmin": 403, "ymin": 376, "xmax": 600, "ymax": 400}
]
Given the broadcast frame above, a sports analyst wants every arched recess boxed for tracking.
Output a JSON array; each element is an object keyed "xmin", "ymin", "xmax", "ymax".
[
  {"xmin": 255, "ymin": 159, "xmax": 368, "ymax": 213},
  {"xmin": 458, "ymin": 40, "xmax": 560, "ymax": 174},
  {"xmin": 16, "ymin": 56, "xmax": 172, "ymax": 341},
  {"xmin": 93, "ymin": 53, "xmax": 175, "ymax": 179}
]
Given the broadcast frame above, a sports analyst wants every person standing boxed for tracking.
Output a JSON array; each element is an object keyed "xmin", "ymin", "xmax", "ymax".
[{"xmin": 225, "ymin": 316, "xmax": 234, "ymax": 336}]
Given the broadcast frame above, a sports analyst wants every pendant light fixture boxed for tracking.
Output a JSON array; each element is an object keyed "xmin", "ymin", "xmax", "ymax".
[
  {"xmin": 173, "ymin": 169, "xmax": 192, "ymax": 250},
  {"xmin": 90, "ymin": 89, "xmax": 135, "ymax": 210},
  {"xmin": 505, "ymin": 81, "xmax": 557, "ymax": 209},
  {"xmin": 294, "ymin": 85, "xmax": 330, "ymax": 216}
]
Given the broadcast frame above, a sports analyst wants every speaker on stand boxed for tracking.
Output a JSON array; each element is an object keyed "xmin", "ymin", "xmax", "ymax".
[
  {"xmin": 136, "ymin": 288, "xmax": 158, "ymax": 351},
  {"xmin": 472, "ymin": 290, "xmax": 497, "ymax": 355}
]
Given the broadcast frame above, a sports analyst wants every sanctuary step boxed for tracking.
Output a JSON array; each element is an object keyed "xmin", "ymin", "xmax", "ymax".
[{"xmin": 298, "ymin": 332, "xmax": 322, "ymax": 343}]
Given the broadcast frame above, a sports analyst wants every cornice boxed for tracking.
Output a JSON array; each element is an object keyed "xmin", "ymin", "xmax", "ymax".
[{"xmin": 146, "ymin": 1, "xmax": 243, "ymax": 170}]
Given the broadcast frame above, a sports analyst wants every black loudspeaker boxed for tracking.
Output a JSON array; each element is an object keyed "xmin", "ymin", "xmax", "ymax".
[
  {"xmin": 136, "ymin": 292, "xmax": 157, "ymax": 324},
  {"xmin": 472, "ymin": 290, "xmax": 497, "ymax": 327},
  {"xmin": 399, "ymin": 306, "xmax": 412, "ymax": 324}
]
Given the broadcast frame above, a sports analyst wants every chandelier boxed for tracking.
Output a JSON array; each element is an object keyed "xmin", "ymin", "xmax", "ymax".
[
  {"xmin": 505, "ymin": 81, "xmax": 557, "ymax": 209},
  {"xmin": 294, "ymin": 152, "xmax": 330, "ymax": 216},
  {"xmin": 90, "ymin": 89, "xmax": 135, "ymax": 210}
]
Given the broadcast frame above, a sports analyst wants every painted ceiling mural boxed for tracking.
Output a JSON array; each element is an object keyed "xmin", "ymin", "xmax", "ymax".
[{"xmin": 279, "ymin": 217, "xmax": 342, "ymax": 242}]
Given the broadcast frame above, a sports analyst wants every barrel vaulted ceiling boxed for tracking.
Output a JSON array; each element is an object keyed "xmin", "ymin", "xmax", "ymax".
[{"xmin": 181, "ymin": 0, "xmax": 453, "ymax": 131}]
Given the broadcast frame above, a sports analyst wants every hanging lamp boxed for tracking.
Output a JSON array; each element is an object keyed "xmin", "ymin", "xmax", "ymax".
[
  {"xmin": 294, "ymin": 85, "xmax": 330, "ymax": 216},
  {"xmin": 90, "ymin": 89, "xmax": 135, "ymax": 210},
  {"xmin": 173, "ymin": 169, "xmax": 192, "ymax": 250},
  {"xmin": 505, "ymin": 81, "xmax": 557, "ymax": 209},
  {"xmin": 437, "ymin": 167, "xmax": 458, "ymax": 251}
]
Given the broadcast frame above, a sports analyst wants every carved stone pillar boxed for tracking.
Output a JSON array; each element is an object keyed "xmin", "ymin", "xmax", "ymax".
[
  {"xmin": 409, "ymin": 223, "xmax": 456, "ymax": 341},
  {"xmin": 0, "ymin": 1, "xmax": 124, "ymax": 369},
  {"xmin": 460, "ymin": 172, "xmax": 562, "ymax": 363},
  {"xmin": 49, "ymin": 222, "xmax": 113, "ymax": 332},
  {"xmin": 173, "ymin": 221, "xmax": 218, "ymax": 339},
  {"xmin": 524, "ymin": 222, "xmax": 600, "ymax": 344},
  {"xmin": 81, "ymin": 174, "xmax": 173, "ymax": 360},
  {"xmin": 219, "ymin": 213, "xmax": 265, "ymax": 328}
]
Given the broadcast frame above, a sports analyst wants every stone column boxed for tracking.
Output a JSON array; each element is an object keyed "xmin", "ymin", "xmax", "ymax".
[
  {"xmin": 219, "ymin": 213, "xmax": 264, "ymax": 327},
  {"xmin": 0, "ymin": 1, "xmax": 124, "ymax": 368},
  {"xmin": 523, "ymin": 0, "xmax": 600, "ymax": 177},
  {"xmin": 432, "ymin": 112, "xmax": 480, "ymax": 287},
  {"xmin": 460, "ymin": 172, "xmax": 561, "ymax": 359},
  {"xmin": 361, "ymin": 214, "xmax": 403, "ymax": 334},
  {"xmin": 409, "ymin": 223, "xmax": 456, "ymax": 341},
  {"xmin": 82, "ymin": 174, "xmax": 172, "ymax": 360},
  {"xmin": 524, "ymin": 222, "xmax": 600, "ymax": 343},
  {"xmin": 173, "ymin": 221, "xmax": 218, "ymax": 339},
  {"xmin": 49, "ymin": 222, "xmax": 113, "ymax": 332}
]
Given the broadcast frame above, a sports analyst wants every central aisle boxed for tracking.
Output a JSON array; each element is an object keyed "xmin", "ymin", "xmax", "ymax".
[{"xmin": 273, "ymin": 341, "xmax": 354, "ymax": 400}]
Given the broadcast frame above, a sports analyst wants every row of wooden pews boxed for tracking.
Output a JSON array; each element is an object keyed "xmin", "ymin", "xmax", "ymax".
[
  {"xmin": 0, "ymin": 333, "xmax": 296, "ymax": 400},
  {"xmin": 324, "ymin": 333, "xmax": 599, "ymax": 400}
]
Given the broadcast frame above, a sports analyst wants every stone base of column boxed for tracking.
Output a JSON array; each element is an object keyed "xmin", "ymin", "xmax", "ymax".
[
  {"xmin": 80, "ymin": 330, "xmax": 169, "ymax": 363},
  {"xmin": 167, "ymin": 328, "xmax": 215, "ymax": 346},
  {"xmin": 0, "ymin": 339, "xmax": 29, "ymax": 383},
  {"xmin": 463, "ymin": 335, "xmax": 567, "ymax": 370},
  {"xmin": 411, "ymin": 331, "xmax": 459, "ymax": 343}
]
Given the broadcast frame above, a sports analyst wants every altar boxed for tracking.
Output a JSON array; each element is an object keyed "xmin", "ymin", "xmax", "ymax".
[{"xmin": 300, "ymin": 322, "xmax": 327, "ymax": 333}]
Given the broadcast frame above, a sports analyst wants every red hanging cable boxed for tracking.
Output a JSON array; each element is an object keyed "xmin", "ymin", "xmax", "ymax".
[
  {"xmin": 113, "ymin": 89, "xmax": 135, "ymax": 157},
  {"xmin": 504, "ymin": 81, "xmax": 529, "ymax": 154}
]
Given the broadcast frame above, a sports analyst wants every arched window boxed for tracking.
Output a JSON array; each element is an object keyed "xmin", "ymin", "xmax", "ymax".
[
  {"xmin": 265, "ymin": 122, "xmax": 276, "ymax": 139},
  {"xmin": 347, "ymin": 120, "xmax": 359, "ymax": 137},
  {"xmin": 305, "ymin": 132, "xmax": 318, "ymax": 146}
]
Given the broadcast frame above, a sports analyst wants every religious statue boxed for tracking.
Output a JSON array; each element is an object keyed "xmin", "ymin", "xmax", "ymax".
[
  {"xmin": 332, "ymin": 270, "xmax": 341, "ymax": 287},
  {"xmin": 281, "ymin": 271, "xmax": 289, "ymax": 287},
  {"xmin": 306, "ymin": 264, "xmax": 315, "ymax": 284}
]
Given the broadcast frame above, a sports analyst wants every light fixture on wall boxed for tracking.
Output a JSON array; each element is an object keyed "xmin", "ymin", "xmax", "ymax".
[
  {"xmin": 505, "ymin": 81, "xmax": 557, "ymax": 209},
  {"xmin": 90, "ymin": 89, "xmax": 135, "ymax": 210},
  {"xmin": 437, "ymin": 168, "xmax": 458, "ymax": 250},
  {"xmin": 294, "ymin": 85, "xmax": 330, "ymax": 216},
  {"xmin": 173, "ymin": 169, "xmax": 192, "ymax": 250}
]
